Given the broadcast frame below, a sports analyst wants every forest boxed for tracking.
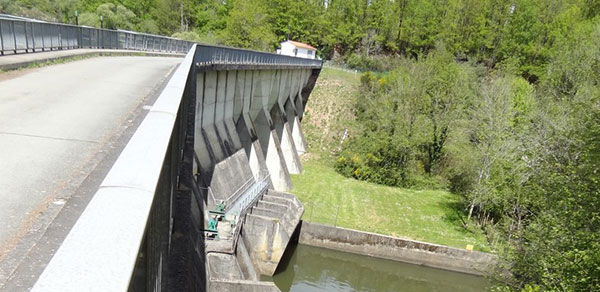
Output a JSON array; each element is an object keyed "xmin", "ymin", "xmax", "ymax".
[{"xmin": 1, "ymin": 0, "xmax": 599, "ymax": 291}]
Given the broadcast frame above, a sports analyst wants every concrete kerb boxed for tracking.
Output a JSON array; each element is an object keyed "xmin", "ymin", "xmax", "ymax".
[
  {"xmin": 298, "ymin": 221, "xmax": 497, "ymax": 276},
  {"xmin": 209, "ymin": 279, "xmax": 280, "ymax": 292},
  {"xmin": 0, "ymin": 49, "xmax": 186, "ymax": 71}
]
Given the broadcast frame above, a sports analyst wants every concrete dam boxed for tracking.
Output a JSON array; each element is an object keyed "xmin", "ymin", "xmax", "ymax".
[{"xmin": 26, "ymin": 43, "xmax": 321, "ymax": 292}]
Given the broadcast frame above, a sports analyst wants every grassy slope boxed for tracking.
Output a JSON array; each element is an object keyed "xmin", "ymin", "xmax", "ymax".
[{"xmin": 291, "ymin": 67, "xmax": 490, "ymax": 251}]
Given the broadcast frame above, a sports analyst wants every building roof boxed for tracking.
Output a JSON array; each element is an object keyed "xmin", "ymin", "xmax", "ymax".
[{"xmin": 285, "ymin": 40, "xmax": 317, "ymax": 51}]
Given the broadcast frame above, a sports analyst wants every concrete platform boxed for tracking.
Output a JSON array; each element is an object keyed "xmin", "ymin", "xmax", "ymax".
[{"xmin": 0, "ymin": 55, "xmax": 182, "ymax": 291}]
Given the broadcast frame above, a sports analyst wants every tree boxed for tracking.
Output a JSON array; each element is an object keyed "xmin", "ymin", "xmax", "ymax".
[
  {"xmin": 221, "ymin": 0, "xmax": 276, "ymax": 51},
  {"xmin": 96, "ymin": 3, "xmax": 136, "ymax": 30}
]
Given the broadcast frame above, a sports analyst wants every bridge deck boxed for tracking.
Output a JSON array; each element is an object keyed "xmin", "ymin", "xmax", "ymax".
[{"xmin": 0, "ymin": 56, "xmax": 182, "ymax": 290}]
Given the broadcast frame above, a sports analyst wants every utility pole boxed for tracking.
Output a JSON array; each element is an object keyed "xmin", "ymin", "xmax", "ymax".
[
  {"xmin": 75, "ymin": 11, "xmax": 78, "ymax": 26},
  {"xmin": 100, "ymin": 15, "xmax": 104, "ymax": 29}
]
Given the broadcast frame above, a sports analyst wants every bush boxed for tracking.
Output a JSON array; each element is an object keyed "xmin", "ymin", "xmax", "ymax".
[
  {"xmin": 335, "ymin": 134, "xmax": 409, "ymax": 187},
  {"xmin": 346, "ymin": 53, "xmax": 405, "ymax": 72},
  {"xmin": 171, "ymin": 31, "xmax": 202, "ymax": 43}
]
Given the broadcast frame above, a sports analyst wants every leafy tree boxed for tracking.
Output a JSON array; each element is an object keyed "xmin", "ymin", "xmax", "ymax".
[
  {"xmin": 221, "ymin": 0, "xmax": 276, "ymax": 51},
  {"xmin": 137, "ymin": 18, "xmax": 159, "ymax": 34},
  {"xmin": 171, "ymin": 30, "xmax": 201, "ymax": 42},
  {"xmin": 337, "ymin": 48, "xmax": 477, "ymax": 186},
  {"xmin": 79, "ymin": 11, "xmax": 99, "ymax": 27},
  {"xmin": 195, "ymin": 0, "xmax": 231, "ymax": 35},
  {"xmin": 96, "ymin": 3, "xmax": 136, "ymax": 30}
]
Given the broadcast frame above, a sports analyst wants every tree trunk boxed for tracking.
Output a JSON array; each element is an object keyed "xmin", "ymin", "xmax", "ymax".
[{"xmin": 467, "ymin": 200, "xmax": 475, "ymax": 221}]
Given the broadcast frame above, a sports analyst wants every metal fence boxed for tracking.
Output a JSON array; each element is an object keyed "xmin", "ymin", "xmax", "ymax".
[
  {"xmin": 195, "ymin": 43, "xmax": 323, "ymax": 68},
  {"xmin": 304, "ymin": 200, "xmax": 342, "ymax": 227},
  {"xmin": 227, "ymin": 172, "xmax": 271, "ymax": 218},
  {"xmin": 0, "ymin": 14, "xmax": 193, "ymax": 55}
]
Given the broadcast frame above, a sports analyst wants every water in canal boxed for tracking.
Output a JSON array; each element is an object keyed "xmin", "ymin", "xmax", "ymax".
[{"xmin": 263, "ymin": 244, "xmax": 491, "ymax": 292}]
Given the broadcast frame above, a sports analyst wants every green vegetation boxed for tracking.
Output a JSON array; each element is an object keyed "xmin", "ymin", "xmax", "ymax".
[
  {"xmin": 333, "ymin": 22, "xmax": 600, "ymax": 292},
  {"xmin": 292, "ymin": 159, "xmax": 490, "ymax": 251},
  {"xmin": 301, "ymin": 67, "xmax": 359, "ymax": 161},
  {"xmin": 3, "ymin": 1, "xmax": 600, "ymax": 290},
  {"xmin": 1, "ymin": 1, "xmax": 593, "ymax": 78},
  {"xmin": 296, "ymin": 67, "xmax": 490, "ymax": 249}
]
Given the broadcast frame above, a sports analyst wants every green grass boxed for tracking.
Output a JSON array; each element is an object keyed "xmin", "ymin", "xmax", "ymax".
[
  {"xmin": 291, "ymin": 159, "xmax": 490, "ymax": 251},
  {"xmin": 320, "ymin": 66, "xmax": 361, "ymax": 82},
  {"xmin": 301, "ymin": 67, "xmax": 359, "ymax": 161}
]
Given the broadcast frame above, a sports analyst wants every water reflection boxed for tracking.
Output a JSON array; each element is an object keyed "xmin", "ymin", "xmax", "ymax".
[{"xmin": 265, "ymin": 244, "xmax": 490, "ymax": 292}]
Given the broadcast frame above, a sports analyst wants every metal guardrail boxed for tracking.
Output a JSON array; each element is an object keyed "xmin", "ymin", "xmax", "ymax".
[
  {"xmin": 195, "ymin": 44, "xmax": 322, "ymax": 69},
  {"xmin": 0, "ymin": 14, "xmax": 193, "ymax": 55},
  {"xmin": 228, "ymin": 174, "xmax": 271, "ymax": 251},
  {"xmin": 226, "ymin": 172, "xmax": 270, "ymax": 218},
  {"xmin": 217, "ymin": 170, "xmax": 270, "ymax": 213}
]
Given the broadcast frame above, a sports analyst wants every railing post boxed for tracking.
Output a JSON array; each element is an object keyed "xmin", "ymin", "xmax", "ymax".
[
  {"xmin": 40, "ymin": 24, "xmax": 45, "ymax": 51},
  {"xmin": 0, "ymin": 20, "xmax": 4, "ymax": 55},
  {"xmin": 58, "ymin": 25, "xmax": 62, "ymax": 50},
  {"xmin": 49, "ymin": 25, "xmax": 53, "ymax": 51},
  {"xmin": 24, "ymin": 21, "xmax": 29, "ymax": 53},
  {"xmin": 12, "ymin": 21, "xmax": 17, "ymax": 54},
  {"xmin": 31, "ymin": 23, "xmax": 36, "ymax": 52}
]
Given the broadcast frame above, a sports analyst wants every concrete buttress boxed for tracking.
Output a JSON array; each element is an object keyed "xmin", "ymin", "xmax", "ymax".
[{"xmin": 251, "ymin": 70, "xmax": 292, "ymax": 191}]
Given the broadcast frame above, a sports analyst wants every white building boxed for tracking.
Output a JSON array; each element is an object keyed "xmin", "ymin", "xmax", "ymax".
[{"xmin": 277, "ymin": 40, "xmax": 317, "ymax": 59}]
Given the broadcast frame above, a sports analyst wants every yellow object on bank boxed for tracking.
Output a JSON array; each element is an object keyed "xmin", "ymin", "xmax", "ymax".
[{"xmin": 466, "ymin": 244, "xmax": 474, "ymax": 251}]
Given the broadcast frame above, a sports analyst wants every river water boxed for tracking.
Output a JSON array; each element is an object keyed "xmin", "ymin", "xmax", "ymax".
[{"xmin": 264, "ymin": 244, "xmax": 491, "ymax": 292}]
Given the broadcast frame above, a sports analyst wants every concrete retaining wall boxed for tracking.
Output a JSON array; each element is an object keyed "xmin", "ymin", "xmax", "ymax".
[
  {"xmin": 209, "ymin": 280, "xmax": 280, "ymax": 292},
  {"xmin": 298, "ymin": 221, "xmax": 496, "ymax": 275}
]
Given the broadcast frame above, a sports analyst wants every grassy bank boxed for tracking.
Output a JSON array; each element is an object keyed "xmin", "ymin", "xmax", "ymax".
[
  {"xmin": 301, "ymin": 66, "xmax": 359, "ymax": 162},
  {"xmin": 292, "ymin": 66, "xmax": 490, "ymax": 251},
  {"xmin": 292, "ymin": 159, "xmax": 489, "ymax": 251}
]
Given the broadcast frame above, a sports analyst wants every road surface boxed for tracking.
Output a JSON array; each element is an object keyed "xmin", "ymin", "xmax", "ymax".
[{"xmin": 0, "ymin": 56, "xmax": 182, "ymax": 289}]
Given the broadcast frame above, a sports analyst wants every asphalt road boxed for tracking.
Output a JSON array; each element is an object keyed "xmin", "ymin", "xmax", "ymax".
[{"xmin": 0, "ymin": 56, "xmax": 181, "ymax": 262}]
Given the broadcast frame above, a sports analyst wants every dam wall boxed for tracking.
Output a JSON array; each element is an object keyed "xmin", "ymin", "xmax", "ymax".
[{"xmin": 29, "ymin": 43, "xmax": 321, "ymax": 292}]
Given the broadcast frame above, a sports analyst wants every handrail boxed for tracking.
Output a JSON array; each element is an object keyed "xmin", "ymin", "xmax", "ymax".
[
  {"xmin": 195, "ymin": 44, "xmax": 322, "ymax": 69},
  {"xmin": 223, "ymin": 175, "xmax": 255, "ymax": 204},
  {"xmin": 0, "ymin": 13, "xmax": 193, "ymax": 55},
  {"xmin": 203, "ymin": 170, "xmax": 274, "ymax": 215},
  {"xmin": 221, "ymin": 169, "xmax": 270, "ymax": 211},
  {"xmin": 229, "ymin": 174, "xmax": 270, "ymax": 251},
  {"xmin": 226, "ymin": 172, "xmax": 271, "ymax": 218},
  {"xmin": 200, "ymin": 186, "xmax": 218, "ymax": 206}
]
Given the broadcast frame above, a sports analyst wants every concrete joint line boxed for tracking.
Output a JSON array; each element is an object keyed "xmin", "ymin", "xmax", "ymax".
[
  {"xmin": 0, "ymin": 131, "xmax": 99, "ymax": 144},
  {"xmin": 148, "ymin": 109, "xmax": 178, "ymax": 119}
]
